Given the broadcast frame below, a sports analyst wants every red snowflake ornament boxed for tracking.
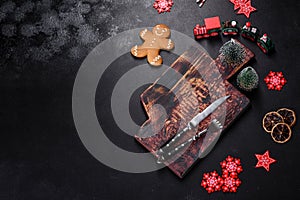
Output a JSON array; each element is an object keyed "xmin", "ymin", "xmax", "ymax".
[
  {"xmin": 237, "ymin": 0, "xmax": 257, "ymax": 18},
  {"xmin": 264, "ymin": 71, "xmax": 287, "ymax": 91},
  {"xmin": 255, "ymin": 150, "xmax": 276, "ymax": 171},
  {"xmin": 220, "ymin": 156, "xmax": 243, "ymax": 177},
  {"xmin": 229, "ymin": 0, "xmax": 248, "ymax": 10},
  {"xmin": 222, "ymin": 176, "xmax": 242, "ymax": 193},
  {"xmin": 201, "ymin": 171, "xmax": 223, "ymax": 193},
  {"xmin": 153, "ymin": 0, "xmax": 174, "ymax": 14}
]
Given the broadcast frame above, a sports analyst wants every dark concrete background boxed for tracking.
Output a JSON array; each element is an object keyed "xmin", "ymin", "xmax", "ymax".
[{"xmin": 1, "ymin": 0, "xmax": 300, "ymax": 199}]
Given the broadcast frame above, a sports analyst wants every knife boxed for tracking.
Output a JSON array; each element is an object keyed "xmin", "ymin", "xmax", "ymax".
[{"xmin": 156, "ymin": 95, "xmax": 230, "ymax": 161}]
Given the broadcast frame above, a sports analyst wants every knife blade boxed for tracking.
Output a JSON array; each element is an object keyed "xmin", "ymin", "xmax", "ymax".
[{"xmin": 189, "ymin": 95, "xmax": 230, "ymax": 127}]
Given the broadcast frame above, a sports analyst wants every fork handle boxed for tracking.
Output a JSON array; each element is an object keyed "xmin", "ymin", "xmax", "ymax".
[
  {"xmin": 164, "ymin": 129, "xmax": 207, "ymax": 156},
  {"xmin": 156, "ymin": 128, "xmax": 207, "ymax": 163},
  {"xmin": 160, "ymin": 124, "xmax": 193, "ymax": 152}
]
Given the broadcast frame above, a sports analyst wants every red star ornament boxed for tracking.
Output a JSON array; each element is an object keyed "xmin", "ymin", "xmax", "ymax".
[
  {"xmin": 255, "ymin": 150, "xmax": 276, "ymax": 171},
  {"xmin": 237, "ymin": 1, "xmax": 257, "ymax": 18},
  {"xmin": 229, "ymin": 0, "xmax": 248, "ymax": 10}
]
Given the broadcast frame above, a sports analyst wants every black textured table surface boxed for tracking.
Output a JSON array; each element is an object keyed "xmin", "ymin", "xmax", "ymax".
[{"xmin": 1, "ymin": 0, "xmax": 300, "ymax": 199}]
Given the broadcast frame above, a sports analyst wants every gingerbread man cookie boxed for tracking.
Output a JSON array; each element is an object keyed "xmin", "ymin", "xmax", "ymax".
[{"xmin": 131, "ymin": 24, "xmax": 175, "ymax": 66}]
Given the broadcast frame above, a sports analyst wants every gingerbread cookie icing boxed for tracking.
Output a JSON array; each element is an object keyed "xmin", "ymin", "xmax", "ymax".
[{"xmin": 131, "ymin": 24, "xmax": 175, "ymax": 66}]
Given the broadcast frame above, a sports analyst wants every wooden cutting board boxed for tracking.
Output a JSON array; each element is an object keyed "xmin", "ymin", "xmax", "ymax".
[{"xmin": 135, "ymin": 40, "xmax": 254, "ymax": 178}]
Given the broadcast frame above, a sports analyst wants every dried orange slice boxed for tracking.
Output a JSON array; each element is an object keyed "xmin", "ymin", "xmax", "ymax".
[
  {"xmin": 262, "ymin": 112, "xmax": 283, "ymax": 133},
  {"xmin": 271, "ymin": 123, "xmax": 292, "ymax": 144},
  {"xmin": 277, "ymin": 108, "xmax": 296, "ymax": 127}
]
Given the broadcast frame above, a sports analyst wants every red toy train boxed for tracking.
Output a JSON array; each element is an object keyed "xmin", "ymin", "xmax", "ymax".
[{"xmin": 193, "ymin": 16, "xmax": 275, "ymax": 54}]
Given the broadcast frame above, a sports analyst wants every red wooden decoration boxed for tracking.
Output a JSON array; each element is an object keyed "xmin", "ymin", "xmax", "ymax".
[{"xmin": 204, "ymin": 16, "xmax": 221, "ymax": 30}]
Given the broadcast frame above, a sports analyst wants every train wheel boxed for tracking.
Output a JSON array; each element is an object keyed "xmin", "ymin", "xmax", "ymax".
[{"xmin": 257, "ymin": 42, "xmax": 268, "ymax": 53}]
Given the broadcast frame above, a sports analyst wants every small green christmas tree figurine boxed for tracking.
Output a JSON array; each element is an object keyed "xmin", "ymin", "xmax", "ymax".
[
  {"xmin": 237, "ymin": 66, "xmax": 259, "ymax": 91},
  {"xmin": 219, "ymin": 38, "xmax": 246, "ymax": 66}
]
